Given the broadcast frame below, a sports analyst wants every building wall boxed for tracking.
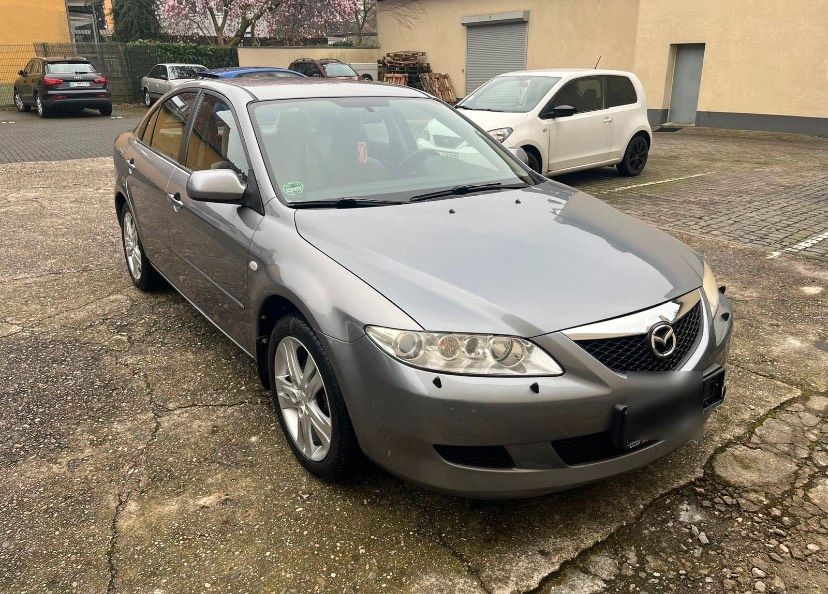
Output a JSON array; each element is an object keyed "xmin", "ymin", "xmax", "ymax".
[
  {"xmin": 0, "ymin": 0, "xmax": 71, "ymax": 44},
  {"xmin": 377, "ymin": 0, "xmax": 828, "ymax": 133}
]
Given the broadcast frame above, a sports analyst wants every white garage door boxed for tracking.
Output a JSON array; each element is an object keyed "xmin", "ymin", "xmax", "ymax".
[{"xmin": 465, "ymin": 22, "xmax": 528, "ymax": 92}]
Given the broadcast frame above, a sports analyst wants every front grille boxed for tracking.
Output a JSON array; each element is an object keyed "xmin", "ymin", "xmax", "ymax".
[
  {"xmin": 434, "ymin": 445, "xmax": 514, "ymax": 469},
  {"xmin": 552, "ymin": 431, "xmax": 653, "ymax": 466},
  {"xmin": 574, "ymin": 302, "xmax": 703, "ymax": 373}
]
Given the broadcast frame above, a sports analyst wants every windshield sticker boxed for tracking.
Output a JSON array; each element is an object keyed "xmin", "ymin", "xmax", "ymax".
[
  {"xmin": 282, "ymin": 181, "xmax": 304, "ymax": 196},
  {"xmin": 357, "ymin": 141, "xmax": 368, "ymax": 164}
]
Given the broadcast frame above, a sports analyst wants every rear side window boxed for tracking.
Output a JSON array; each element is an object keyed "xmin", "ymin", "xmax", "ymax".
[
  {"xmin": 46, "ymin": 62, "xmax": 96, "ymax": 74},
  {"xmin": 149, "ymin": 92, "xmax": 198, "ymax": 161},
  {"xmin": 185, "ymin": 94, "xmax": 248, "ymax": 173},
  {"xmin": 605, "ymin": 76, "xmax": 638, "ymax": 107},
  {"xmin": 552, "ymin": 77, "xmax": 604, "ymax": 113}
]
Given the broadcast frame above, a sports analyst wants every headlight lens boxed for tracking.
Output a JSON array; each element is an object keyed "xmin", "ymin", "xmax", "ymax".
[
  {"xmin": 366, "ymin": 326, "xmax": 563, "ymax": 376},
  {"xmin": 487, "ymin": 127, "xmax": 513, "ymax": 143},
  {"xmin": 702, "ymin": 261, "xmax": 720, "ymax": 313}
]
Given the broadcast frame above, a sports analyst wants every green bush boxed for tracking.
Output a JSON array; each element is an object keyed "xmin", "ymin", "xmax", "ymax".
[{"xmin": 126, "ymin": 41, "xmax": 239, "ymax": 69}]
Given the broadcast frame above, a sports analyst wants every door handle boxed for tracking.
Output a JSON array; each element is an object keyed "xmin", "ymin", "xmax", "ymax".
[
  {"xmin": 168, "ymin": 192, "xmax": 183, "ymax": 211},
  {"xmin": 602, "ymin": 117, "xmax": 613, "ymax": 124},
  {"xmin": 126, "ymin": 157, "xmax": 135, "ymax": 173}
]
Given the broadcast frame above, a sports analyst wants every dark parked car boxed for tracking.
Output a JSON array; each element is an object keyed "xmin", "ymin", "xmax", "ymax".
[
  {"xmin": 287, "ymin": 58, "xmax": 362, "ymax": 79},
  {"xmin": 200, "ymin": 66, "xmax": 305, "ymax": 80},
  {"xmin": 14, "ymin": 57, "xmax": 112, "ymax": 117}
]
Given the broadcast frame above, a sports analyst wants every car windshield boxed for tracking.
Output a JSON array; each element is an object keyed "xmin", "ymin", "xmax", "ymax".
[
  {"xmin": 249, "ymin": 96, "xmax": 534, "ymax": 205},
  {"xmin": 46, "ymin": 62, "xmax": 96, "ymax": 74},
  {"xmin": 323, "ymin": 62, "xmax": 357, "ymax": 77},
  {"xmin": 170, "ymin": 65, "xmax": 206, "ymax": 80},
  {"xmin": 458, "ymin": 75, "xmax": 561, "ymax": 113}
]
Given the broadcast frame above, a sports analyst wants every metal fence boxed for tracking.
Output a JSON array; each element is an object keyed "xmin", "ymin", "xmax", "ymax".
[{"xmin": 0, "ymin": 42, "xmax": 239, "ymax": 106}]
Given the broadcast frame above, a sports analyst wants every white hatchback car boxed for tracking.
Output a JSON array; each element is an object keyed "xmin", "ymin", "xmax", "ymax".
[{"xmin": 456, "ymin": 69, "xmax": 651, "ymax": 176}]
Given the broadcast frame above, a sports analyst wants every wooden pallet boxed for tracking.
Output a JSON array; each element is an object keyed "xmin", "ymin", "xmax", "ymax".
[
  {"xmin": 420, "ymin": 72, "xmax": 457, "ymax": 103},
  {"xmin": 382, "ymin": 51, "xmax": 425, "ymax": 67},
  {"xmin": 383, "ymin": 73, "xmax": 408, "ymax": 86}
]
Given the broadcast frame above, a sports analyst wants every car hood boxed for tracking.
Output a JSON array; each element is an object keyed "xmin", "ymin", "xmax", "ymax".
[
  {"xmin": 459, "ymin": 109, "xmax": 529, "ymax": 132},
  {"xmin": 294, "ymin": 182, "xmax": 704, "ymax": 337}
]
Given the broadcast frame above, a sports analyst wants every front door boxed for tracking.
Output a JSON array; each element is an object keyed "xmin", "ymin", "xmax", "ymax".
[
  {"xmin": 668, "ymin": 44, "xmax": 706, "ymax": 125},
  {"xmin": 166, "ymin": 92, "xmax": 262, "ymax": 345},
  {"xmin": 545, "ymin": 76, "xmax": 613, "ymax": 173}
]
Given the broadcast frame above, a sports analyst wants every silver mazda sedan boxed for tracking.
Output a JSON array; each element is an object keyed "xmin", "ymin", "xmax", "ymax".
[{"xmin": 113, "ymin": 78, "xmax": 733, "ymax": 498}]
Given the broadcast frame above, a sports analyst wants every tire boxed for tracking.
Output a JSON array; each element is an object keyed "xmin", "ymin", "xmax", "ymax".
[
  {"xmin": 35, "ymin": 94, "xmax": 49, "ymax": 118},
  {"xmin": 143, "ymin": 89, "xmax": 152, "ymax": 107},
  {"xmin": 524, "ymin": 149, "xmax": 541, "ymax": 174},
  {"xmin": 617, "ymin": 135, "xmax": 649, "ymax": 177},
  {"xmin": 99, "ymin": 104, "xmax": 112, "ymax": 116},
  {"xmin": 268, "ymin": 315, "xmax": 361, "ymax": 481},
  {"xmin": 119, "ymin": 203, "xmax": 162, "ymax": 291},
  {"xmin": 13, "ymin": 89, "xmax": 30, "ymax": 112}
]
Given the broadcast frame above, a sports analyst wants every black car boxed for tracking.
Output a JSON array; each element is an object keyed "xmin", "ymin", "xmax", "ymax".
[{"xmin": 13, "ymin": 57, "xmax": 112, "ymax": 117}]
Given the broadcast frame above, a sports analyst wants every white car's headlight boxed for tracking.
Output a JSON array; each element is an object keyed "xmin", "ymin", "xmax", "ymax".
[
  {"xmin": 702, "ymin": 261, "xmax": 720, "ymax": 313},
  {"xmin": 487, "ymin": 127, "xmax": 513, "ymax": 143},
  {"xmin": 366, "ymin": 326, "xmax": 563, "ymax": 376}
]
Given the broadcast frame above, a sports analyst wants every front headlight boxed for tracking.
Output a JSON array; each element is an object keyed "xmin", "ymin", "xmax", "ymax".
[
  {"xmin": 487, "ymin": 127, "xmax": 513, "ymax": 143},
  {"xmin": 702, "ymin": 261, "xmax": 720, "ymax": 313},
  {"xmin": 366, "ymin": 326, "xmax": 563, "ymax": 376}
]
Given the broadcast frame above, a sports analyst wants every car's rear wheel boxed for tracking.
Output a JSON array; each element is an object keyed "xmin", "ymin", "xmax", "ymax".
[
  {"xmin": 35, "ymin": 94, "xmax": 49, "ymax": 118},
  {"xmin": 120, "ymin": 205, "xmax": 161, "ymax": 291},
  {"xmin": 268, "ymin": 315, "xmax": 361, "ymax": 480},
  {"xmin": 13, "ymin": 90, "xmax": 29, "ymax": 112},
  {"xmin": 143, "ymin": 89, "xmax": 152, "ymax": 107},
  {"xmin": 617, "ymin": 135, "xmax": 649, "ymax": 176},
  {"xmin": 99, "ymin": 104, "xmax": 112, "ymax": 116}
]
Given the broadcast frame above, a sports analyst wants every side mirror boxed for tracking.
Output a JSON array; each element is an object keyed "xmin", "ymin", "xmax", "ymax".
[
  {"xmin": 508, "ymin": 147, "xmax": 530, "ymax": 166},
  {"xmin": 186, "ymin": 169, "xmax": 246, "ymax": 203},
  {"xmin": 18, "ymin": 70, "xmax": 25, "ymax": 76},
  {"xmin": 547, "ymin": 104, "xmax": 576, "ymax": 118},
  {"xmin": 159, "ymin": 74, "xmax": 168, "ymax": 80}
]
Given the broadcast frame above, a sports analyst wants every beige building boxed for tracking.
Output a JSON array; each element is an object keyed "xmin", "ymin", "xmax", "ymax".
[{"xmin": 376, "ymin": 0, "xmax": 828, "ymax": 135}]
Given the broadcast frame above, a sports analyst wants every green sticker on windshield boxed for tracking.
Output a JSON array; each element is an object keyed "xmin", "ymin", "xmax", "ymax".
[{"xmin": 282, "ymin": 181, "xmax": 304, "ymax": 196}]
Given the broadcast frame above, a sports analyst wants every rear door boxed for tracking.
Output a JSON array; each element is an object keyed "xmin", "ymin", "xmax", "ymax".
[
  {"xmin": 126, "ymin": 91, "xmax": 199, "ymax": 275},
  {"xmin": 544, "ymin": 76, "xmax": 613, "ymax": 173},
  {"xmin": 165, "ymin": 91, "xmax": 262, "ymax": 343}
]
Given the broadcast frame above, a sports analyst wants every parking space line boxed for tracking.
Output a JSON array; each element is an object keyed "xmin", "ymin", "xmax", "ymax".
[
  {"xmin": 603, "ymin": 171, "xmax": 714, "ymax": 193},
  {"xmin": 766, "ymin": 230, "xmax": 828, "ymax": 258}
]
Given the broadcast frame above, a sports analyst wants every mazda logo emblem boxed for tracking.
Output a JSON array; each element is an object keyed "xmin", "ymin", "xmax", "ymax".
[{"xmin": 648, "ymin": 322, "xmax": 677, "ymax": 358}]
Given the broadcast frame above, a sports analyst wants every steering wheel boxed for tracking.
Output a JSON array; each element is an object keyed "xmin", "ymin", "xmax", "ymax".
[{"xmin": 394, "ymin": 148, "xmax": 441, "ymax": 175}]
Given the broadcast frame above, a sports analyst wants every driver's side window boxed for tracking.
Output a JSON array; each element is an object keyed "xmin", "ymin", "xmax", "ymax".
[{"xmin": 547, "ymin": 77, "xmax": 605, "ymax": 114}]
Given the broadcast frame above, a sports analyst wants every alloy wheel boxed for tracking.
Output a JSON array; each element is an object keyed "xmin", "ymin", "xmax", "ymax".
[
  {"xmin": 626, "ymin": 137, "xmax": 648, "ymax": 173},
  {"xmin": 36, "ymin": 95, "xmax": 43, "ymax": 116},
  {"xmin": 143, "ymin": 90, "xmax": 151, "ymax": 107},
  {"xmin": 122, "ymin": 212, "xmax": 142, "ymax": 280},
  {"xmin": 13, "ymin": 91, "xmax": 24, "ymax": 111},
  {"xmin": 273, "ymin": 336, "xmax": 333, "ymax": 462}
]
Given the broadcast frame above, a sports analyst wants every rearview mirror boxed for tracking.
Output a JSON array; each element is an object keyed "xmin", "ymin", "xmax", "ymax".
[
  {"xmin": 549, "ymin": 105, "xmax": 576, "ymax": 118},
  {"xmin": 508, "ymin": 147, "xmax": 530, "ymax": 166},
  {"xmin": 186, "ymin": 169, "xmax": 246, "ymax": 203},
  {"xmin": 18, "ymin": 69, "xmax": 25, "ymax": 76}
]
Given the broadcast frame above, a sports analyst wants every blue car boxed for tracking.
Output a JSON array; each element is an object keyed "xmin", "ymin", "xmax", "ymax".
[{"xmin": 200, "ymin": 67, "xmax": 305, "ymax": 80}]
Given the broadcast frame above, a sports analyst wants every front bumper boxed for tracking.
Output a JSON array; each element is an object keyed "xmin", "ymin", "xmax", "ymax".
[{"xmin": 326, "ymin": 292, "xmax": 733, "ymax": 498}]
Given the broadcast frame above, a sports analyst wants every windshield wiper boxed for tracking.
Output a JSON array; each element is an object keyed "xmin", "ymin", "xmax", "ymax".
[
  {"xmin": 409, "ymin": 182, "xmax": 527, "ymax": 203},
  {"xmin": 290, "ymin": 198, "xmax": 400, "ymax": 209}
]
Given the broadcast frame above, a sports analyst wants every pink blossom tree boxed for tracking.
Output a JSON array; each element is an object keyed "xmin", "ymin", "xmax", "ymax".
[{"xmin": 158, "ymin": 0, "xmax": 359, "ymax": 46}]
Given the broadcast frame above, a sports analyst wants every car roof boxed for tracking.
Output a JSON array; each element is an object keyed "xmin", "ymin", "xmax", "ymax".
[
  {"xmin": 191, "ymin": 77, "xmax": 427, "ymax": 101},
  {"xmin": 499, "ymin": 68, "xmax": 636, "ymax": 78},
  {"xmin": 157, "ymin": 63, "xmax": 206, "ymax": 67},
  {"xmin": 206, "ymin": 66, "xmax": 298, "ymax": 75}
]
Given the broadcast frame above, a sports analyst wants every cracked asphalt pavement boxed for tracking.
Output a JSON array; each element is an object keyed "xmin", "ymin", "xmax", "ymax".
[{"xmin": 0, "ymin": 128, "xmax": 826, "ymax": 593}]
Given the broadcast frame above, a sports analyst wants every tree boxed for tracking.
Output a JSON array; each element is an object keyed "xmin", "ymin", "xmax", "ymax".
[
  {"xmin": 158, "ymin": 0, "xmax": 359, "ymax": 46},
  {"xmin": 112, "ymin": 0, "xmax": 162, "ymax": 42},
  {"xmin": 350, "ymin": 0, "xmax": 376, "ymax": 46}
]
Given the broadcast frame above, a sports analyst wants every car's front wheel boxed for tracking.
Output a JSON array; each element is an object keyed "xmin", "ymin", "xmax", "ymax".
[
  {"xmin": 268, "ymin": 315, "xmax": 361, "ymax": 480},
  {"xmin": 120, "ymin": 204, "xmax": 161, "ymax": 291},
  {"xmin": 35, "ymin": 94, "xmax": 48, "ymax": 118},
  {"xmin": 143, "ymin": 89, "xmax": 152, "ymax": 107},
  {"xmin": 617, "ymin": 135, "xmax": 649, "ymax": 176},
  {"xmin": 13, "ymin": 90, "xmax": 30, "ymax": 112}
]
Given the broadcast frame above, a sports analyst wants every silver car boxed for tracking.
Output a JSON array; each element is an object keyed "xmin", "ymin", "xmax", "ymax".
[
  {"xmin": 113, "ymin": 78, "xmax": 733, "ymax": 498},
  {"xmin": 140, "ymin": 63, "xmax": 206, "ymax": 107}
]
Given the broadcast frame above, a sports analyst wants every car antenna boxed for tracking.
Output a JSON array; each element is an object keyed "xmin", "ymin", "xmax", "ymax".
[{"xmin": 594, "ymin": 55, "xmax": 602, "ymax": 69}]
